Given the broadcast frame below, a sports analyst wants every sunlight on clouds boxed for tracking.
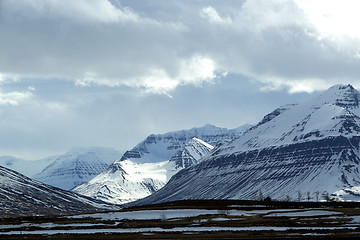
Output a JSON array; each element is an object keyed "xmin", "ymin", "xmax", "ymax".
[
  {"xmin": 76, "ymin": 71, "xmax": 130, "ymax": 88},
  {"xmin": 0, "ymin": 73, "xmax": 19, "ymax": 84},
  {"xmin": 136, "ymin": 68, "xmax": 178, "ymax": 96},
  {"xmin": 135, "ymin": 55, "xmax": 218, "ymax": 95},
  {"xmin": 294, "ymin": 0, "xmax": 360, "ymax": 39},
  {"xmin": 138, "ymin": 56, "xmax": 217, "ymax": 95},
  {"xmin": 4, "ymin": 0, "xmax": 139, "ymax": 23},
  {"xmin": 200, "ymin": 6, "xmax": 232, "ymax": 25},
  {"xmin": 178, "ymin": 56, "xmax": 216, "ymax": 85},
  {"xmin": 0, "ymin": 73, "xmax": 35, "ymax": 105},
  {"xmin": 293, "ymin": 0, "xmax": 360, "ymax": 58},
  {"xmin": 122, "ymin": 55, "xmax": 218, "ymax": 96},
  {"xmin": 0, "ymin": 89, "xmax": 34, "ymax": 106},
  {"xmin": 259, "ymin": 76, "xmax": 332, "ymax": 94},
  {"xmin": 223, "ymin": 0, "xmax": 360, "ymax": 94},
  {"xmin": 237, "ymin": 0, "xmax": 309, "ymax": 33},
  {"xmin": 75, "ymin": 72, "xmax": 95, "ymax": 88},
  {"xmin": 75, "ymin": 55, "xmax": 219, "ymax": 96}
]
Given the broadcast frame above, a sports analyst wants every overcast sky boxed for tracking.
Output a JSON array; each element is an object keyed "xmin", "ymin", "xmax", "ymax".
[{"xmin": 1, "ymin": 0, "xmax": 360, "ymax": 159}]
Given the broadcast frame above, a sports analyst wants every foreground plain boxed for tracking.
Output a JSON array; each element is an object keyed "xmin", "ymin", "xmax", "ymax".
[{"xmin": 2, "ymin": 200, "xmax": 360, "ymax": 239}]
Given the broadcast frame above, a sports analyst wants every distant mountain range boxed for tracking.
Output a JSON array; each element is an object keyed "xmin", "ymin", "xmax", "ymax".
[
  {"xmin": 73, "ymin": 124, "xmax": 250, "ymax": 204},
  {"xmin": 0, "ymin": 147, "xmax": 123, "ymax": 191},
  {"xmin": 0, "ymin": 155, "xmax": 56, "ymax": 177},
  {"xmin": 130, "ymin": 84, "xmax": 360, "ymax": 205},
  {"xmin": 33, "ymin": 147, "xmax": 123, "ymax": 190},
  {"xmin": 0, "ymin": 124, "xmax": 250, "ymax": 207}
]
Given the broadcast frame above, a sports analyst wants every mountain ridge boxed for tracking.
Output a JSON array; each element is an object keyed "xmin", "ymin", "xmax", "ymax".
[
  {"xmin": 73, "ymin": 123, "xmax": 250, "ymax": 205},
  {"xmin": 73, "ymin": 137, "xmax": 215, "ymax": 204},
  {"xmin": 120, "ymin": 123, "xmax": 250, "ymax": 164},
  {"xmin": 129, "ymin": 84, "xmax": 360, "ymax": 205}
]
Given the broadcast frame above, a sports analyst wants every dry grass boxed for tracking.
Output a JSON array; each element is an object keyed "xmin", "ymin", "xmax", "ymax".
[{"xmin": 2, "ymin": 200, "xmax": 360, "ymax": 239}]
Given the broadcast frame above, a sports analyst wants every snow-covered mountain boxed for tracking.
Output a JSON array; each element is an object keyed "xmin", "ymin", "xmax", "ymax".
[
  {"xmin": 130, "ymin": 84, "xmax": 360, "ymax": 205},
  {"xmin": 0, "ymin": 155, "xmax": 56, "ymax": 177},
  {"xmin": 33, "ymin": 147, "xmax": 122, "ymax": 190},
  {"xmin": 119, "ymin": 123, "xmax": 248, "ymax": 164},
  {"xmin": 0, "ymin": 165, "xmax": 118, "ymax": 217},
  {"xmin": 74, "ymin": 137, "xmax": 214, "ymax": 204}
]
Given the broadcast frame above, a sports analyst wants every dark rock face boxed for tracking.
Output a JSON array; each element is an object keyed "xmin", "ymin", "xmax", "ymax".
[
  {"xmin": 333, "ymin": 84, "xmax": 359, "ymax": 108},
  {"xmin": 132, "ymin": 136, "xmax": 360, "ymax": 205},
  {"xmin": 120, "ymin": 150, "xmax": 143, "ymax": 161},
  {"xmin": 170, "ymin": 149, "xmax": 196, "ymax": 169},
  {"xmin": 169, "ymin": 137, "xmax": 214, "ymax": 169}
]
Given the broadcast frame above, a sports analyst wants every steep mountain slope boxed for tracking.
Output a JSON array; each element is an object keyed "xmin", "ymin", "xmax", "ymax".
[
  {"xmin": 74, "ymin": 138, "xmax": 214, "ymax": 204},
  {"xmin": 130, "ymin": 84, "xmax": 360, "ymax": 205},
  {"xmin": 33, "ymin": 147, "xmax": 122, "ymax": 190},
  {"xmin": 0, "ymin": 166, "xmax": 118, "ymax": 217},
  {"xmin": 0, "ymin": 155, "xmax": 56, "ymax": 177}
]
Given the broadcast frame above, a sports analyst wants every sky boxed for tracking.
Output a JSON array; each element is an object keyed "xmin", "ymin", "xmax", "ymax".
[{"xmin": 1, "ymin": 0, "xmax": 360, "ymax": 159}]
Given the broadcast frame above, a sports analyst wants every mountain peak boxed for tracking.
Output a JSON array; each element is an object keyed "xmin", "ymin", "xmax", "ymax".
[
  {"xmin": 314, "ymin": 84, "xmax": 359, "ymax": 109},
  {"xmin": 331, "ymin": 84, "xmax": 354, "ymax": 90},
  {"xmin": 71, "ymin": 146, "xmax": 122, "ymax": 153},
  {"xmin": 201, "ymin": 123, "xmax": 217, "ymax": 129},
  {"xmin": 33, "ymin": 147, "xmax": 122, "ymax": 190}
]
